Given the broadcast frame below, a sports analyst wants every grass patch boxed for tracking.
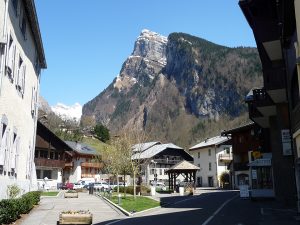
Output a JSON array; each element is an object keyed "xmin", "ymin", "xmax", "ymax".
[
  {"xmin": 41, "ymin": 191, "xmax": 59, "ymax": 196},
  {"xmin": 110, "ymin": 196, "xmax": 159, "ymax": 212}
]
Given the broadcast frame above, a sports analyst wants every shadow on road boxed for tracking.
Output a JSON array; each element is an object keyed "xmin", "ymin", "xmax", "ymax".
[{"xmin": 94, "ymin": 191, "xmax": 237, "ymax": 225}]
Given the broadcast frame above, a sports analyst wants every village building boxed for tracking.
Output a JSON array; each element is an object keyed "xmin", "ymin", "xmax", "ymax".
[
  {"xmin": 239, "ymin": 0, "xmax": 299, "ymax": 205},
  {"xmin": 222, "ymin": 123, "xmax": 272, "ymax": 194},
  {"xmin": 132, "ymin": 142, "xmax": 194, "ymax": 186},
  {"xmin": 64, "ymin": 141, "xmax": 103, "ymax": 183},
  {"xmin": 35, "ymin": 121, "xmax": 73, "ymax": 189},
  {"xmin": 0, "ymin": 0, "xmax": 46, "ymax": 198},
  {"xmin": 189, "ymin": 136, "xmax": 232, "ymax": 187}
]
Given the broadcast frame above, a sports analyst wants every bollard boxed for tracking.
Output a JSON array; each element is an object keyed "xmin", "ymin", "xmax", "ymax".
[{"xmin": 118, "ymin": 194, "xmax": 121, "ymax": 205}]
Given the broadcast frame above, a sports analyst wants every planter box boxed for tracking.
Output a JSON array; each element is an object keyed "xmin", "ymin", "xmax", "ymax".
[
  {"xmin": 64, "ymin": 192, "xmax": 78, "ymax": 198},
  {"xmin": 59, "ymin": 213, "xmax": 92, "ymax": 224}
]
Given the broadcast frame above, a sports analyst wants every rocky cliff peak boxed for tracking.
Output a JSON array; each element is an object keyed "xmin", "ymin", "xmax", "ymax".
[{"xmin": 114, "ymin": 29, "xmax": 167, "ymax": 91}]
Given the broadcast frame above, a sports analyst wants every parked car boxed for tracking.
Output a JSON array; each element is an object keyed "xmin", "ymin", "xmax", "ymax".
[
  {"xmin": 73, "ymin": 183, "xmax": 84, "ymax": 189},
  {"xmin": 78, "ymin": 178, "xmax": 95, "ymax": 186},
  {"xmin": 151, "ymin": 181, "xmax": 166, "ymax": 190},
  {"xmin": 118, "ymin": 182, "xmax": 128, "ymax": 187},
  {"xmin": 93, "ymin": 181, "xmax": 109, "ymax": 191},
  {"xmin": 62, "ymin": 182, "xmax": 74, "ymax": 190}
]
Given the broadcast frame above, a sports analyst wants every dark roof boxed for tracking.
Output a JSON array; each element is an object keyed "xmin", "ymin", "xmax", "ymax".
[
  {"xmin": 221, "ymin": 122, "xmax": 255, "ymax": 135},
  {"xmin": 65, "ymin": 141, "xmax": 99, "ymax": 156},
  {"xmin": 24, "ymin": 0, "xmax": 46, "ymax": 68},
  {"xmin": 36, "ymin": 121, "xmax": 73, "ymax": 151}
]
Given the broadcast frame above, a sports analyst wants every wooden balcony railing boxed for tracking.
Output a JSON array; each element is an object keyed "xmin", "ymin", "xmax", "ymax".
[
  {"xmin": 153, "ymin": 159, "xmax": 182, "ymax": 165},
  {"xmin": 34, "ymin": 158, "xmax": 65, "ymax": 168},
  {"xmin": 65, "ymin": 162, "xmax": 73, "ymax": 167},
  {"xmin": 81, "ymin": 162, "xmax": 103, "ymax": 169},
  {"xmin": 218, "ymin": 154, "xmax": 233, "ymax": 162}
]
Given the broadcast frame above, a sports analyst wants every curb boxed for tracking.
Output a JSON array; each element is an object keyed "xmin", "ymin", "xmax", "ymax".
[{"xmin": 96, "ymin": 194, "xmax": 132, "ymax": 216}]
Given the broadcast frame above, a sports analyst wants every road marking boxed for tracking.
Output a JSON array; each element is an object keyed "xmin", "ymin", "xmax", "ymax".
[{"xmin": 201, "ymin": 194, "xmax": 238, "ymax": 225}]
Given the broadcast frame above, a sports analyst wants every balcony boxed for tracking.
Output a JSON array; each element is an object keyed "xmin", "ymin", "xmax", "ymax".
[
  {"xmin": 81, "ymin": 174, "xmax": 96, "ymax": 178},
  {"xmin": 65, "ymin": 162, "xmax": 73, "ymax": 168},
  {"xmin": 34, "ymin": 158, "xmax": 65, "ymax": 168},
  {"xmin": 81, "ymin": 162, "xmax": 103, "ymax": 169},
  {"xmin": 264, "ymin": 68, "xmax": 287, "ymax": 103},
  {"xmin": 152, "ymin": 158, "xmax": 182, "ymax": 165},
  {"xmin": 218, "ymin": 154, "xmax": 232, "ymax": 162},
  {"xmin": 233, "ymin": 163, "xmax": 249, "ymax": 171}
]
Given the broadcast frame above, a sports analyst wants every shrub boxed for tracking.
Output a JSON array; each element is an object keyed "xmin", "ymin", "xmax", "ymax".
[
  {"xmin": 7, "ymin": 184, "xmax": 21, "ymax": 199},
  {"xmin": 113, "ymin": 186, "xmax": 150, "ymax": 195},
  {"xmin": 0, "ymin": 191, "xmax": 41, "ymax": 224}
]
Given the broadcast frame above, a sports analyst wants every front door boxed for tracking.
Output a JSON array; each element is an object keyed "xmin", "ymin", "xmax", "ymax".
[
  {"xmin": 197, "ymin": 177, "xmax": 202, "ymax": 187},
  {"xmin": 208, "ymin": 176, "xmax": 214, "ymax": 187}
]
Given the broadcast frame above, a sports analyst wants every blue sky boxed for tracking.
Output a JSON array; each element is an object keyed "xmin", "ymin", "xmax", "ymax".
[{"xmin": 35, "ymin": 0, "xmax": 256, "ymax": 106}]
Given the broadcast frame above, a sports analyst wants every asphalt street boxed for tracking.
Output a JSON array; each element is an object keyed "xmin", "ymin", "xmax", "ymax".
[{"xmin": 96, "ymin": 191, "xmax": 238, "ymax": 225}]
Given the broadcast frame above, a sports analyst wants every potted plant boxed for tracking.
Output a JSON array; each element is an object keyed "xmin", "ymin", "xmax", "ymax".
[
  {"xmin": 59, "ymin": 210, "xmax": 92, "ymax": 224},
  {"xmin": 64, "ymin": 190, "xmax": 78, "ymax": 198}
]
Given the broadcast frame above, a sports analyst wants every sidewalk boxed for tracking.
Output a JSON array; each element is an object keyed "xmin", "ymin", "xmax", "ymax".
[{"xmin": 19, "ymin": 192, "xmax": 125, "ymax": 225}]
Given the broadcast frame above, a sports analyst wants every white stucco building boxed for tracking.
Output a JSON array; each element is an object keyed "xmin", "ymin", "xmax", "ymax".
[
  {"xmin": 189, "ymin": 136, "xmax": 232, "ymax": 187},
  {"xmin": 0, "ymin": 0, "xmax": 46, "ymax": 199},
  {"xmin": 132, "ymin": 142, "xmax": 194, "ymax": 186}
]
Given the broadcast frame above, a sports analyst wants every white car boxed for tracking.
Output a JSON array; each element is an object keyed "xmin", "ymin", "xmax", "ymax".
[
  {"xmin": 93, "ymin": 181, "xmax": 109, "ymax": 191},
  {"xmin": 73, "ymin": 183, "xmax": 84, "ymax": 189}
]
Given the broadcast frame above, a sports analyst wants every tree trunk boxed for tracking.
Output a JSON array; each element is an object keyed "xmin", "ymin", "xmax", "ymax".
[
  {"xmin": 133, "ymin": 172, "xmax": 136, "ymax": 199},
  {"xmin": 117, "ymin": 173, "xmax": 119, "ymax": 194}
]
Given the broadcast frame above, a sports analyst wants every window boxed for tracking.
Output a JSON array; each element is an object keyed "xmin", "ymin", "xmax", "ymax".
[
  {"xmin": 208, "ymin": 149, "xmax": 211, "ymax": 156},
  {"xmin": 159, "ymin": 169, "xmax": 163, "ymax": 175},
  {"xmin": 43, "ymin": 170, "xmax": 52, "ymax": 179},
  {"xmin": 39, "ymin": 150, "xmax": 48, "ymax": 159},
  {"xmin": 36, "ymin": 169, "xmax": 41, "ymax": 179},
  {"xmin": 209, "ymin": 162, "xmax": 212, "ymax": 171},
  {"xmin": 5, "ymin": 36, "xmax": 16, "ymax": 80},
  {"xmin": 10, "ymin": 132, "xmax": 17, "ymax": 171},
  {"xmin": 0, "ymin": 121, "xmax": 8, "ymax": 166},
  {"xmin": 198, "ymin": 152, "xmax": 200, "ymax": 158},
  {"xmin": 16, "ymin": 55, "xmax": 26, "ymax": 96}
]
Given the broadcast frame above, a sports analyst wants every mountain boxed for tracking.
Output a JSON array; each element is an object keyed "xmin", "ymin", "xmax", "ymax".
[
  {"xmin": 82, "ymin": 30, "xmax": 262, "ymax": 147},
  {"xmin": 51, "ymin": 103, "xmax": 82, "ymax": 122}
]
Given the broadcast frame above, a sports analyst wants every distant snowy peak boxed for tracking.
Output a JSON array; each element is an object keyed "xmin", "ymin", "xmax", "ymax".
[{"xmin": 51, "ymin": 102, "xmax": 82, "ymax": 122}]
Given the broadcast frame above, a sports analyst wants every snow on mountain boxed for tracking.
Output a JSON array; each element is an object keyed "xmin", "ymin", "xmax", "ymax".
[{"xmin": 51, "ymin": 102, "xmax": 82, "ymax": 122}]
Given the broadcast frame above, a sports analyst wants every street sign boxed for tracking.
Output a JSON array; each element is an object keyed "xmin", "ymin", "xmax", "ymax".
[{"xmin": 239, "ymin": 185, "xmax": 250, "ymax": 198}]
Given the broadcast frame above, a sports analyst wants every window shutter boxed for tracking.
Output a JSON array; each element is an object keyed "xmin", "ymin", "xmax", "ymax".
[
  {"xmin": 22, "ymin": 65, "xmax": 26, "ymax": 95},
  {"xmin": 0, "ymin": 123, "xmax": 4, "ymax": 165},
  {"xmin": 4, "ymin": 129, "xmax": 10, "ymax": 171},
  {"xmin": 15, "ymin": 137, "xmax": 20, "ymax": 174},
  {"xmin": 10, "ymin": 134, "xmax": 17, "ymax": 169}
]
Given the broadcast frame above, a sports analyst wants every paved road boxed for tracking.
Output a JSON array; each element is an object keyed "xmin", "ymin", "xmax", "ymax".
[
  {"xmin": 95, "ymin": 191, "xmax": 238, "ymax": 225},
  {"xmin": 20, "ymin": 192, "xmax": 125, "ymax": 225}
]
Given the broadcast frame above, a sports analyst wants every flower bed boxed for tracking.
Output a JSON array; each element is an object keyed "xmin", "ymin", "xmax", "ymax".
[
  {"xmin": 64, "ymin": 190, "xmax": 78, "ymax": 198},
  {"xmin": 59, "ymin": 210, "xmax": 92, "ymax": 225}
]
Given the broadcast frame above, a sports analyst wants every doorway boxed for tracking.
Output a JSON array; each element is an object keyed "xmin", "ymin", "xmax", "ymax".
[{"xmin": 208, "ymin": 176, "xmax": 214, "ymax": 187}]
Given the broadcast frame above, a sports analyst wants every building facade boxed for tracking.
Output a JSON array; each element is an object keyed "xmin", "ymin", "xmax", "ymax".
[
  {"xmin": 132, "ymin": 142, "xmax": 194, "ymax": 186},
  {"xmin": 64, "ymin": 141, "xmax": 103, "ymax": 183},
  {"xmin": 35, "ymin": 121, "xmax": 73, "ymax": 189},
  {"xmin": 189, "ymin": 136, "xmax": 232, "ymax": 187},
  {"xmin": 239, "ymin": 0, "xmax": 298, "ymax": 205},
  {"xmin": 0, "ymin": 0, "xmax": 46, "ymax": 199}
]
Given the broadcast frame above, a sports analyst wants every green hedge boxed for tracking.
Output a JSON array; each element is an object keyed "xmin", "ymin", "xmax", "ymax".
[
  {"xmin": 0, "ymin": 191, "xmax": 41, "ymax": 224},
  {"xmin": 113, "ymin": 186, "xmax": 150, "ymax": 195}
]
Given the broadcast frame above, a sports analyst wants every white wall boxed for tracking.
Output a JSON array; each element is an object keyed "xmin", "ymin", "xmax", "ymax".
[
  {"xmin": 191, "ymin": 145, "xmax": 231, "ymax": 187},
  {"xmin": 0, "ymin": 1, "xmax": 41, "ymax": 199}
]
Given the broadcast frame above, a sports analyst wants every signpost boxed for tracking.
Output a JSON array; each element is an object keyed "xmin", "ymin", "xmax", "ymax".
[{"xmin": 281, "ymin": 129, "xmax": 292, "ymax": 155}]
